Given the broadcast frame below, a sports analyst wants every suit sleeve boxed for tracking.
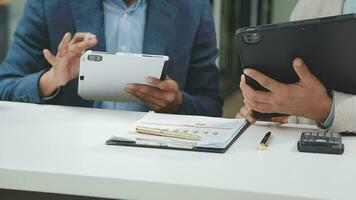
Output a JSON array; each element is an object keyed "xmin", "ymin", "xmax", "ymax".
[
  {"xmin": 179, "ymin": 1, "xmax": 223, "ymax": 117},
  {"xmin": 330, "ymin": 91, "xmax": 356, "ymax": 132},
  {"xmin": 0, "ymin": 0, "xmax": 50, "ymax": 103}
]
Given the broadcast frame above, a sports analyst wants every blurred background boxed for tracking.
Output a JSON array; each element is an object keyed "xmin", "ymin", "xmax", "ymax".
[{"xmin": 0, "ymin": 0, "xmax": 298, "ymax": 117}]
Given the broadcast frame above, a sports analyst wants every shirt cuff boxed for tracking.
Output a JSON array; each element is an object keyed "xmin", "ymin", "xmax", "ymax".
[
  {"xmin": 318, "ymin": 92, "xmax": 335, "ymax": 129},
  {"xmin": 41, "ymin": 87, "xmax": 61, "ymax": 101}
]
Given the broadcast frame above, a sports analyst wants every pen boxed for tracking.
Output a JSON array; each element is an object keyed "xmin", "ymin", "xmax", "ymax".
[
  {"xmin": 339, "ymin": 131, "xmax": 356, "ymax": 137},
  {"xmin": 135, "ymin": 138, "xmax": 196, "ymax": 149},
  {"xmin": 258, "ymin": 131, "xmax": 272, "ymax": 150},
  {"xmin": 136, "ymin": 126, "xmax": 201, "ymax": 141}
]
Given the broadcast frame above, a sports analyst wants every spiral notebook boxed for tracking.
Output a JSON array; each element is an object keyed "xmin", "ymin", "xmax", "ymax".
[{"xmin": 106, "ymin": 112, "xmax": 250, "ymax": 153}]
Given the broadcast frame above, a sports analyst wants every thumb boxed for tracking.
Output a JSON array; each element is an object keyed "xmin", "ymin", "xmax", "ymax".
[
  {"xmin": 43, "ymin": 49, "xmax": 56, "ymax": 65},
  {"xmin": 293, "ymin": 58, "xmax": 312, "ymax": 82}
]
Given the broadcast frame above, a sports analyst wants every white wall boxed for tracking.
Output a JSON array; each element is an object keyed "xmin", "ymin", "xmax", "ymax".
[{"xmin": 271, "ymin": 0, "xmax": 298, "ymax": 23}]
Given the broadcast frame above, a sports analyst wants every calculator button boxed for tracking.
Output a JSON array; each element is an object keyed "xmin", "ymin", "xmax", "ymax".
[{"xmin": 315, "ymin": 139, "xmax": 327, "ymax": 143}]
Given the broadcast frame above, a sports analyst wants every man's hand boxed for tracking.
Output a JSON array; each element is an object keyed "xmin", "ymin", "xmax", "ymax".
[
  {"xmin": 39, "ymin": 32, "xmax": 97, "ymax": 97},
  {"xmin": 125, "ymin": 76, "xmax": 183, "ymax": 113},
  {"xmin": 239, "ymin": 58, "xmax": 332, "ymax": 123}
]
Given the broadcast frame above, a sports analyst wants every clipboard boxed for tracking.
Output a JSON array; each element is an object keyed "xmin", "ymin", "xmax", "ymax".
[{"xmin": 106, "ymin": 120, "xmax": 250, "ymax": 154}]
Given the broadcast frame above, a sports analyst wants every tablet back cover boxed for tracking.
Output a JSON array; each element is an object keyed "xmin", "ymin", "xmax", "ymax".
[{"xmin": 78, "ymin": 51, "xmax": 169, "ymax": 102}]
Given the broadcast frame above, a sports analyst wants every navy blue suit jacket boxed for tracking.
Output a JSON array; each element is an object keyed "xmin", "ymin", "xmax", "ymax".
[{"xmin": 0, "ymin": 0, "xmax": 223, "ymax": 117}]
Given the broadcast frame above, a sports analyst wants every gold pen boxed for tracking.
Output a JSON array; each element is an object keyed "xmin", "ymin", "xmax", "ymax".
[
  {"xmin": 258, "ymin": 131, "xmax": 272, "ymax": 150},
  {"xmin": 136, "ymin": 126, "xmax": 201, "ymax": 141}
]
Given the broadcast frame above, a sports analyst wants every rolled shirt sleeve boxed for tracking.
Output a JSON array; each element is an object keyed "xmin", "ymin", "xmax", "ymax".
[{"xmin": 318, "ymin": 92, "xmax": 335, "ymax": 129}]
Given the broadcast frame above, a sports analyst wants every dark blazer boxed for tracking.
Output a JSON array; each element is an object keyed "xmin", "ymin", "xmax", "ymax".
[{"xmin": 0, "ymin": 0, "xmax": 223, "ymax": 117}]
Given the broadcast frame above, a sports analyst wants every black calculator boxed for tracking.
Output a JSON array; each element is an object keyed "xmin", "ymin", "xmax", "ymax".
[{"xmin": 297, "ymin": 132, "xmax": 344, "ymax": 155}]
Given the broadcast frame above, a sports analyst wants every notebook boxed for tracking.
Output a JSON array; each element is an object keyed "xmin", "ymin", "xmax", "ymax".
[{"xmin": 106, "ymin": 112, "xmax": 250, "ymax": 153}]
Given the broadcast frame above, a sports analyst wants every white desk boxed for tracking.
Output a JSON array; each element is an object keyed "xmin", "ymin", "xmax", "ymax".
[{"xmin": 0, "ymin": 101, "xmax": 355, "ymax": 200}]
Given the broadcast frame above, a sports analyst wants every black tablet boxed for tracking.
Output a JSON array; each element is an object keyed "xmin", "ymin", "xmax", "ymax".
[{"xmin": 235, "ymin": 14, "xmax": 356, "ymax": 119}]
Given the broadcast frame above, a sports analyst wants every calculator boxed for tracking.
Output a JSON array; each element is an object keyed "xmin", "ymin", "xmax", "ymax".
[{"xmin": 297, "ymin": 131, "xmax": 344, "ymax": 155}]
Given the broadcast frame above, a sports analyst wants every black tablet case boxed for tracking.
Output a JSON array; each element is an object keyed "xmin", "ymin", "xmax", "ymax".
[{"xmin": 235, "ymin": 14, "xmax": 356, "ymax": 119}]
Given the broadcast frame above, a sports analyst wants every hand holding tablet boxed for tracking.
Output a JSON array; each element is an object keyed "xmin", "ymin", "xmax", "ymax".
[
  {"xmin": 125, "ymin": 75, "xmax": 183, "ymax": 113},
  {"xmin": 236, "ymin": 14, "xmax": 356, "ymax": 120}
]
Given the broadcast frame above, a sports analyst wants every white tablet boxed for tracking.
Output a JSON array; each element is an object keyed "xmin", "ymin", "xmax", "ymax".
[{"xmin": 78, "ymin": 51, "xmax": 169, "ymax": 103}]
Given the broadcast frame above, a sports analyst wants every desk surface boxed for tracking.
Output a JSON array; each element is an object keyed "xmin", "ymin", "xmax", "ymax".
[{"xmin": 0, "ymin": 101, "xmax": 355, "ymax": 200}]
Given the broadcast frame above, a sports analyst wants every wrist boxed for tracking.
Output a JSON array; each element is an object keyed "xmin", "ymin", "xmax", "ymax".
[
  {"xmin": 39, "ymin": 69, "xmax": 60, "ymax": 97},
  {"xmin": 313, "ymin": 95, "xmax": 332, "ymax": 123}
]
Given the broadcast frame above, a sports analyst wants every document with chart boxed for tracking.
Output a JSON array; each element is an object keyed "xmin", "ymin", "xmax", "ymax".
[{"xmin": 107, "ymin": 112, "xmax": 250, "ymax": 153}]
